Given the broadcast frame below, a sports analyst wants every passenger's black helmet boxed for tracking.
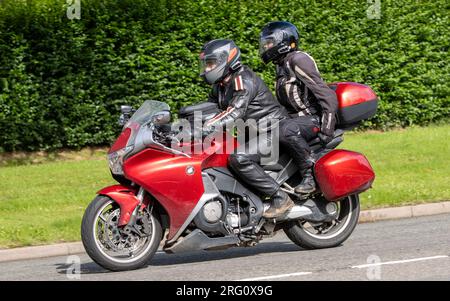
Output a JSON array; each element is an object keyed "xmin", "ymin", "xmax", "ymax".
[
  {"xmin": 199, "ymin": 39, "xmax": 241, "ymax": 85},
  {"xmin": 259, "ymin": 21, "xmax": 299, "ymax": 64}
]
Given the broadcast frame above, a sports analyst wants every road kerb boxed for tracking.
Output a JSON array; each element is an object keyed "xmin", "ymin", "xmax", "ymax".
[
  {"xmin": 358, "ymin": 201, "xmax": 450, "ymax": 223},
  {"xmin": 0, "ymin": 242, "xmax": 84, "ymax": 263}
]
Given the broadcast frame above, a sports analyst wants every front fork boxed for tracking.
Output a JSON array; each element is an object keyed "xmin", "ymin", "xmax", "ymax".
[
  {"xmin": 126, "ymin": 187, "xmax": 146, "ymax": 226},
  {"xmin": 122, "ymin": 187, "xmax": 153, "ymax": 237}
]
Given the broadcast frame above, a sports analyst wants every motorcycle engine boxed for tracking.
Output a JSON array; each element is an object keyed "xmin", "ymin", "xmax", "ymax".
[
  {"xmin": 193, "ymin": 197, "xmax": 228, "ymax": 235},
  {"xmin": 193, "ymin": 195, "xmax": 250, "ymax": 235},
  {"xmin": 226, "ymin": 201, "xmax": 249, "ymax": 228},
  {"xmin": 202, "ymin": 200, "xmax": 223, "ymax": 223}
]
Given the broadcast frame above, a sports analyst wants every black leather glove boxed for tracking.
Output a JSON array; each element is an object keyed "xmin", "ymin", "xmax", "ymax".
[
  {"xmin": 320, "ymin": 112, "xmax": 336, "ymax": 136},
  {"xmin": 317, "ymin": 132, "xmax": 333, "ymax": 145},
  {"xmin": 318, "ymin": 112, "xmax": 336, "ymax": 145}
]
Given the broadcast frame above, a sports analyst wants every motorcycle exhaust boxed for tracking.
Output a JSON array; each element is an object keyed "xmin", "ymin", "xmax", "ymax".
[{"xmin": 284, "ymin": 205, "xmax": 314, "ymax": 220}]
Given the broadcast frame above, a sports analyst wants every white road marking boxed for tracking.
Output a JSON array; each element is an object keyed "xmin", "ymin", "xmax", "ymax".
[
  {"xmin": 237, "ymin": 272, "xmax": 312, "ymax": 281},
  {"xmin": 351, "ymin": 255, "xmax": 449, "ymax": 269}
]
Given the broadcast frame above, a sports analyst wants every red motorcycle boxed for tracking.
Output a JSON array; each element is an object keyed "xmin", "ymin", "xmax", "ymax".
[{"xmin": 81, "ymin": 82, "xmax": 377, "ymax": 271}]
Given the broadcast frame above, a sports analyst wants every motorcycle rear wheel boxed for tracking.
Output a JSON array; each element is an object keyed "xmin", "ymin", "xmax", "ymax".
[
  {"xmin": 81, "ymin": 195, "xmax": 162, "ymax": 271},
  {"xmin": 283, "ymin": 194, "xmax": 360, "ymax": 249}
]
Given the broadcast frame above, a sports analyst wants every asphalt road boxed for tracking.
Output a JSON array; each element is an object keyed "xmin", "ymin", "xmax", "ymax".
[{"xmin": 1, "ymin": 213, "xmax": 449, "ymax": 281}]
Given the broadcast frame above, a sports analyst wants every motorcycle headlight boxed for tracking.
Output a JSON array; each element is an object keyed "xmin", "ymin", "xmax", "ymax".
[{"xmin": 108, "ymin": 145, "xmax": 133, "ymax": 175}]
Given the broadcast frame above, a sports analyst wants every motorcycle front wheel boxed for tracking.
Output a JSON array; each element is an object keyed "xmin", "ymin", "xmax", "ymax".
[
  {"xmin": 81, "ymin": 195, "xmax": 162, "ymax": 271},
  {"xmin": 283, "ymin": 194, "xmax": 360, "ymax": 249}
]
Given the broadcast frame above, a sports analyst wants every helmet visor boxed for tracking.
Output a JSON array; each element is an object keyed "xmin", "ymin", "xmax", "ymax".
[
  {"xmin": 199, "ymin": 52, "xmax": 226, "ymax": 75},
  {"xmin": 259, "ymin": 37, "xmax": 277, "ymax": 56},
  {"xmin": 259, "ymin": 29, "xmax": 286, "ymax": 54}
]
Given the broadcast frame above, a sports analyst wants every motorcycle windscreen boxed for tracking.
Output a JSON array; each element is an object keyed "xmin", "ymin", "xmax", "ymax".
[{"xmin": 314, "ymin": 149, "xmax": 375, "ymax": 201}]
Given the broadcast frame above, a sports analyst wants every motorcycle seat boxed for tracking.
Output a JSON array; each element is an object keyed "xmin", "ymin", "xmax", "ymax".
[
  {"xmin": 309, "ymin": 129, "xmax": 344, "ymax": 152},
  {"xmin": 262, "ymin": 153, "xmax": 291, "ymax": 172}
]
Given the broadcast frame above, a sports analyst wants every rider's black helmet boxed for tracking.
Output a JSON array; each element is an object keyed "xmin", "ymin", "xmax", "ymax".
[
  {"xmin": 259, "ymin": 21, "xmax": 299, "ymax": 64},
  {"xmin": 199, "ymin": 39, "xmax": 241, "ymax": 85}
]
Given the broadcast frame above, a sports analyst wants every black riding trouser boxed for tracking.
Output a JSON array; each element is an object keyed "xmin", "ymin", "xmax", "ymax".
[
  {"xmin": 279, "ymin": 115, "xmax": 320, "ymax": 172},
  {"xmin": 228, "ymin": 130, "xmax": 281, "ymax": 198}
]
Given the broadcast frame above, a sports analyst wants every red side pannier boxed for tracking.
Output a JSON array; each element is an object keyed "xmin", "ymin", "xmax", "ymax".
[{"xmin": 314, "ymin": 149, "xmax": 375, "ymax": 201}]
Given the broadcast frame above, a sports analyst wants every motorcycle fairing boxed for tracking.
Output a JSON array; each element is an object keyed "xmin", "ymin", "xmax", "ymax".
[{"xmin": 122, "ymin": 137, "xmax": 232, "ymax": 241}]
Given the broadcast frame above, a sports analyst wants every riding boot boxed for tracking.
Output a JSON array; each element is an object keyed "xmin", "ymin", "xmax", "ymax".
[
  {"xmin": 263, "ymin": 190, "xmax": 295, "ymax": 219},
  {"xmin": 294, "ymin": 167, "xmax": 316, "ymax": 194}
]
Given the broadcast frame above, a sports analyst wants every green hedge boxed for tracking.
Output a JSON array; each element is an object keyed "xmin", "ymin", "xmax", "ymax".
[{"xmin": 0, "ymin": 0, "xmax": 448, "ymax": 151}]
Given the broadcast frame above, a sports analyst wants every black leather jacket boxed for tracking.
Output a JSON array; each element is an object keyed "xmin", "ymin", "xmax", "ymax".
[
  {"xmin": 206, "ymin": 65, "xmax": 288, "ymax": 131},
  {"xmin": 276, "ymin": 51, "xmax": 338, "ymax": 136}
]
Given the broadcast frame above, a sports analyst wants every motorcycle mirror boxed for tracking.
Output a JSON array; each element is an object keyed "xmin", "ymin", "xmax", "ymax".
[
  {"xmin": 118, "ymin": 105, "xmax": 134, "ymax": 127},
  {"xmin": 118, "ymin": 114, "xmax": 127, "ymax": 127},
  {"xmin": 152, "ymin": 110, "xmax": 171, "ymax": 125},
  {"xmin": 120, "ymin": 105, "xmax": 133, "ymax": 114}
]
